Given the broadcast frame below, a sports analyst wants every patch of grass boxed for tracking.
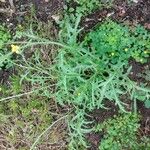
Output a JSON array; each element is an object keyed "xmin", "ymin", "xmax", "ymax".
[
  {"xmin": 0, "ymin": 18, "xmax": 68, "ymax": 149},
  {"xmin": 0, "ymin": 74, "xmax": 68, "ymax": 149},
  {"xmin": 0, "ymin": 93, "xmax": 68, "ymax": 149}
]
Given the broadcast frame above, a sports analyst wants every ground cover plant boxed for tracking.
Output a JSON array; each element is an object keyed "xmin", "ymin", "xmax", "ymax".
[
  {"xmin": 1, "ymin": 0, "xmax": 150, "ymax": 150},
  {"xmin": 64, "ymin": 0, "xmax": 113, "ymax": 20},
  {"xmin": 95, "ymin": 113, "xmax": 150, "ymax": 149},
  {"xmin": 84, "ymin": 20, "xmax": 150, "ymax": 63}
]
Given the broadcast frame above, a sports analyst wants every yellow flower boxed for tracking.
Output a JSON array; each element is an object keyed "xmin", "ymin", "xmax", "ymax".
[
  {"xmin": 124, "ymin": 48, "xmax": 128, "ymax": 52},
  {"xmin": 77, "ymin": 93, "xmax": 81, "ymax": 96},
  {"xmin": 144, "ymin": 50, "xmax": 148, "ymax": 54},
  {"xmin": 140, "ymin": 58, "xmax": 143, "ymax": 62},
  {"xmin": 18, "ymin": 24, "xmax": 22, "ymax": 28},
  {"xmin": 111, "ymin": 52, "xmax": 115, "ymax": 56},
  {"xmin": 18, "ymin": 24, "xmax": 24, "ymax": 31},
  {"xmin": 11, "ymin": 45, "xmax": 20, "ymax": 54}
]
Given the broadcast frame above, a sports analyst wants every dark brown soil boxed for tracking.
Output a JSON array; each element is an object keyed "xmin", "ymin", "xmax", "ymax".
[
  {"xmin": 0, "ymin": 68, "xmax": 14, "ymax": 84},
  {"xmin": 87, "ymin": 132, "xmax": 103, "ymax": 150},
  {"xmin": 81, "ymin": 0, "xmax": 150, "ymax": 31},
  {"xmin": 89, "ymin": 101, "xmax": 119, "ymax": 123},
  {"xmin": 86, "ymin": 101, "xmax": 118, "ymax": 149},
  {"xmin": 128, "ymin": 59, "xmax": 150, "ymax": 83},
  {"xmin": 32, "ymin": 0, "xmax": 63, "ymax": 21},
  {"xmin": 137, "ymin": 101, "xmax": 150, "ymax": 137}
]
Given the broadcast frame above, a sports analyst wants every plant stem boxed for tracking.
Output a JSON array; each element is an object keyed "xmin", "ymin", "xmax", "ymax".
[{"xmin": 30, "ymin": 115, "xmax": 68, "ymax": 150}]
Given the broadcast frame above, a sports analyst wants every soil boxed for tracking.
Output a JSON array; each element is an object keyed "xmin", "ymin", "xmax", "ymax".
[
  {"xmin": 1, "ymin": 0, "xmax": 150, "ymax": 150},
  {"xmin": 128, "ymin": 59, "xmax": 150, "ymax": 83},
  {"xmin": 137, "ymin": 101, "xmax": 150, "ymax": 137},
  {"xmin": 87, "ymin": 101, "xmax": 118, "ymax": 149},
  {"xmin": 81, "ymin": 0, "xmax": 150, "ymax": 30},
  {"xmin": 0, "ymin": 68, "xmax": 15, "ymax": 84}
]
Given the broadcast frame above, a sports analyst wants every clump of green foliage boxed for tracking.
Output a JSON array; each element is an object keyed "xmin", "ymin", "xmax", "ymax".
[
  {"xmin": 55, "ymin": 19, "xmax": 150, "ymax": 112},
  {"xmin": 0, "ymin": 97, "xmax": 53, "ymax": 150},
  {"xmin": 95, "ymin": 113, "xmax": 150, "ymax": 150},
  {"xmin": 0, "ymin": 25, "xmax": 12, "ymax": 69},
  {"xmin": 84, "ymin": 20, "xmax": 150, "ymax": 64},
  {"xmin": 67, "ymin": 109, "xmax": 92, "ymax": 150},
  {"xmin": 63, "ymin": 0, "xmax": 113, "ymax": 24},
  {"xmin": 65, "ymin": 0, "xmax": 100, "ymax": 16},
  {"xmin": 54, "ymin": 19, "xmax": 150, "ymax": 148},
  {"xmin": 0, "ymin": 25, "xmax": 11, "ymax": 50}
]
